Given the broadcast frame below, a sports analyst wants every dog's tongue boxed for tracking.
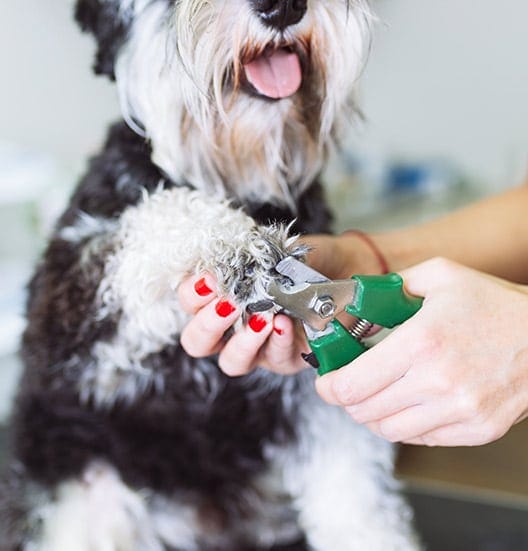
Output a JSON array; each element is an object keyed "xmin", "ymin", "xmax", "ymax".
[{"xmin": 244, "ymin": 49, "xmax": 302, "ymax": 99}]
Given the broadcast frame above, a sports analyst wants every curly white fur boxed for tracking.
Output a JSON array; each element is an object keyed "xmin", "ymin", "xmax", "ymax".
[{"xmin": 99, "ymin": 186, "xmax": 299, "ymax": 342}]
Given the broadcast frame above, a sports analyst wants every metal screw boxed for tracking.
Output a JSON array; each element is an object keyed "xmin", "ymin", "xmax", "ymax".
[{"xmin": 312, "ymin": 296, "xmax": 336, "ymax": 319}]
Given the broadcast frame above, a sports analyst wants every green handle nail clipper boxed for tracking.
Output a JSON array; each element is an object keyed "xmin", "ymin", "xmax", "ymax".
[{"xmin": 267, "ymin": 257, "xmax": 424, "ymax": 376}]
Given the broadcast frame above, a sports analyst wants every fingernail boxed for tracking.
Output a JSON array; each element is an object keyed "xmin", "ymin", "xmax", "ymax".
[
  {"xmin": 194, "ymin": 277, "xmax": 213, "ymax": 296},
  {"xmin": 215, "ymin": 300, "xmax": 236, "ymax": 317},
  {"xmin": 273, "ymin": 326, "xmax": 284, "ymax": 336},
  {"xmin": 249, "ymin": 314, "xmax": 267, "ymax": 333}
]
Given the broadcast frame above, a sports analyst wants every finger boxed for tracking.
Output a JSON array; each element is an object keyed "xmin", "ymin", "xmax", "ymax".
[
  {"xmin": 404, "ymin": 437, "xmax": 427, "ymax": 446},
  {"xmin": 218, "ymin": 313, "xmax": 274, "ymax": 376},
  {"xmin": 345, "ymin": 376, "xmax": 420, "ymax": 424},
  {"xmin": 177, "ymin": 273, "xmax": 217, "ymax": 314},
  {"xmin": 406, "ymin": 420, "xmax": 507, "ymax": 447},
  {"xmin": 365, "ymin": 401, "xmax": 457, "ymax": 443},
  {"xmin": 259, "ymin": 315, "xmax": 309, "ymax": 374},
  {"xmin": 315, "ymin": 328, "xmax": 411, "ymax": 407},
  {"xmin": 398, "ymin": 257, "xmax": 468, "ymax": 297},
  {"xmin": 180, "ymin": 298, "xmax": 239, "ymax": 358},
  {"xmin": 402, "ymin": 426, "xmax": 462, "ymax": 447}
]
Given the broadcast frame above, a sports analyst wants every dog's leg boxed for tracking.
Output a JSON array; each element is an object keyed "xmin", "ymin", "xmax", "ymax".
[
  {"xmin": 51, "ymin": 185, "xmax": 300, "ymax": 407},
  {"xmin": 26, "ymin": 187, "xmax": 258, "ymax": 413},
  {"xmin": 280, "ymin": 380, "xmax": 420, "ymax": 551}
]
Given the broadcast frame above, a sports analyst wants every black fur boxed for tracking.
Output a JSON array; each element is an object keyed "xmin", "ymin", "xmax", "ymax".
[
  {"xmin": 61, "ymin": 122, "xmax": 168, "ymax": 222},
  {"xmin": 75, "ymin": 0, "xmax": 132, "ymax": 78},
  {"xmin": 13, "ymin": 348, "xmax": 298, "ymax": 498}
]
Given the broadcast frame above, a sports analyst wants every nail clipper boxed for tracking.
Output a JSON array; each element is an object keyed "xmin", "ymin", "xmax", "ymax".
[{"xmin": 267, "ymin": 257, "xmax": 424, "ymax": 376}]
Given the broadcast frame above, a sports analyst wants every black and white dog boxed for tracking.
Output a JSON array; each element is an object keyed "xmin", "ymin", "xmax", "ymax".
[{"xmin": 0, "ymin": 1, "xmax": 419, "ymax": 549}]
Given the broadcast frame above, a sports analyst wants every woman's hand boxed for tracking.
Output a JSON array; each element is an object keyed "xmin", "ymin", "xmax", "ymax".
[
  {"xmin": 177, "ymin": 273, "xmax": 310, "ymax": 376},
  {"xmin": 316, "ymin": 258, "xmax": 528, "ymax": 447}
]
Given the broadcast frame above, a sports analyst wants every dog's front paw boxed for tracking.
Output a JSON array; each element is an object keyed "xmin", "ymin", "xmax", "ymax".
[{"xmin": 198, "ymin": 223, "xmax": 307, "ymax": 317}]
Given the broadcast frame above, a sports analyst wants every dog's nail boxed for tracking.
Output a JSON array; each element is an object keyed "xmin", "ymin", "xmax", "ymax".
[
  {"xmin": 215, "ymin": 300, "xmax": 236, "ymax": 317},
  {"xmin": 249, "ymin": 315, "xmax": 267, "ymax": 333},
  {"xmin": 194, "ymin": 277, "xmax": 213, "ymax": 296},
  {"xmin": 301, "ymin": 352, "xmax": 320, "ymax": 369},
  {"xmin": 246, "ymin": 300, "xmax": 274, "ymax": 314}
]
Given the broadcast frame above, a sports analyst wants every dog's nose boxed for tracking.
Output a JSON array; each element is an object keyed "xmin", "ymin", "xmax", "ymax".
[{"xmin": 252, "ymin": 0, "xmax": 307, "ymax": 30}]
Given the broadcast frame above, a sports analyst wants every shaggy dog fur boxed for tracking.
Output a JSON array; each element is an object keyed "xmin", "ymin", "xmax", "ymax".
[{"xmin": 0, "ymin": 1, "xmax": 419, "ymax": 549}]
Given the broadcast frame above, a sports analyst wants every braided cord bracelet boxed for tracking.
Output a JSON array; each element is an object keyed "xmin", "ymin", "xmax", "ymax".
[{"xmin": 342, "ymin": 229, "xmax": 390, "ymax": 275}]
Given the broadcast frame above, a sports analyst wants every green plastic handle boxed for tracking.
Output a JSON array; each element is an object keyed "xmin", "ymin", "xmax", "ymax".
[
  {"xmin": 309, "ymin": 273, "xmax": 423, "ymax": 376},
  {"xmin": 345, "ymin": 273, "xmax": 423, "ymax": 328},
  {"xmin": 309, "ymin": 320, "xmax": 367, "ymax": 376}
]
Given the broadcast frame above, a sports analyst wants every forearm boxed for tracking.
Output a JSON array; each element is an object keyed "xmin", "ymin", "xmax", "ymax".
[
  {"xmin": 306, "ymin": 183, "xmax": 528, "ymax": 282},
  {"xmin": 371, "ymin": 184, "xmax": 528, "ymax": 282}
]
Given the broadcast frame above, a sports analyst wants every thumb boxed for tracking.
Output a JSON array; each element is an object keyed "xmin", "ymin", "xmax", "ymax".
[{"xmin": 398, "ymin": 257, "xmax": 464, "ymax": 298}]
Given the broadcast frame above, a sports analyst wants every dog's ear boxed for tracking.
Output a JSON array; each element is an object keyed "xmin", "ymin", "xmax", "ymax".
[{"xmin": 74, "ymin": 0, "xmax": 130, "ymax": 80}]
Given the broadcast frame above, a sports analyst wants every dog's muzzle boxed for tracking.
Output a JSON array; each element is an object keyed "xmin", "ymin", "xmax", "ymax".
[
  {"xmin": 251, "ymin": 0, "xmax": 307, "ymax": 31},
  {"xmin": 243, "ymin": 1, "xmax": 307, "ymax": 100}
]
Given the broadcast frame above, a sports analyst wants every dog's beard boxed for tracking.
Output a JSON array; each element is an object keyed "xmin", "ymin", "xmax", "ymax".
[{"xmin": 115, "ymin": 0, "xmax": 371, "ymax": 206}]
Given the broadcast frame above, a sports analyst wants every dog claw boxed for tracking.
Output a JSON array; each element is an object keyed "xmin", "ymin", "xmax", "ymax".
[{"xmin": 246, "ymin": 300, "xmax": 275, "ymax": 314}]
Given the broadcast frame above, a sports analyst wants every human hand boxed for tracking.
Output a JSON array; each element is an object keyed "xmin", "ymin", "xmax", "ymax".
[
  {"xmin": 177, "ymin": 273, "xmax": 310, "ymax": 376},
  {"xmin": 316, "ymin": 258, "xmax": 528, "ymax": 446}
]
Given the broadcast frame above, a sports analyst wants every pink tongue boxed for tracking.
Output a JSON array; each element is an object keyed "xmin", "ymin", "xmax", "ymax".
[{"xmin": 244, "ymin": 49, "xmax": 302, "ymax": 99}]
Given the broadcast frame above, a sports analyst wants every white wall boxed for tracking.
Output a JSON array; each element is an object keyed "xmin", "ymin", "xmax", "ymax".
[
  {"xmin": 0, "ymin": 1, "xmax": 119, "ymax": 165},
  {"xmin": 356, "ymin": 0, "xmax": 528, "ymax": 190},
  {"xmin": 0, "ymin": 0, "xmax": 527, "ymax": 182}
]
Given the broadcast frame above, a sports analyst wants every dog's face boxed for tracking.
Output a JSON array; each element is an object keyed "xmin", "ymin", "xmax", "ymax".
[{"xmin": 76, "ymin": 0, "xmax": 371, "ymax": 202}]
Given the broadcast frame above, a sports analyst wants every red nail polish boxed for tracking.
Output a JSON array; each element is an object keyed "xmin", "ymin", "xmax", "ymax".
[
  {"xmin": 249, "ymin": 315, "xmax": 267, "ymax": 333},
  {"xmin": 194, "ymin": 277, "xmax": 213, "ymax": 296},
  {"xmin": 274, "ymin": 326, "xmax": 284, "ymax": 336},
  {"xmin": 215, "ymin": 300, "xmax": 236, "ymax": 317}
]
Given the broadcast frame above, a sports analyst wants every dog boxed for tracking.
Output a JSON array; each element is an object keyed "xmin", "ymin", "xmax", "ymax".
[{"xmin": 0, "ymin": 1, "xmax": 420, "ymax": 549}]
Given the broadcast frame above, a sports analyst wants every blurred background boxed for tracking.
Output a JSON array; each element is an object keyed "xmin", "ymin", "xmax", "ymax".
[{"xmin": 1, "ymin": 1, "xmax": 527, "ymax": 548}]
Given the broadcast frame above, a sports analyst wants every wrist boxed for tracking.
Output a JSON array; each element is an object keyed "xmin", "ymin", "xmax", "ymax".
[
  {"xmin": 338, "ymin": 227, "xmax": 428, "ymax": 277},
  {"xmin": 340, "ymin": 230, "xmax": 389, "ymax": 275},
  {"xmin": 304, "ymin": 227, "xmax": 425, "ymax": 280},
  {"xmin": 368, "ymin": 229, "xmax": 426, "ymax": 274}
]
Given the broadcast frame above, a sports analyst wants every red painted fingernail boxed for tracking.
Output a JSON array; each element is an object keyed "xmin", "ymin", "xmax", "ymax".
[
  {"xmin": 249, "ymin": 315, "xmax": 267, "ymax": 333},
  {"xmin": 274, "ymin": 326, "xmax": 284, "ymax": 336},
  {"xmin": 194, "ymin": 277, "xmax": 213, "ymax": 296},
  {"xmin": 215, "ymin": 300, "xmax": 236, "ymax": 317}
]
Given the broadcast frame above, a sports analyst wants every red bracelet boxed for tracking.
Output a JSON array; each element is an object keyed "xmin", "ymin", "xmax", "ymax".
[{"xmin": 342, "ymin": 229, "xmax": 390, "ymax": 274}]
